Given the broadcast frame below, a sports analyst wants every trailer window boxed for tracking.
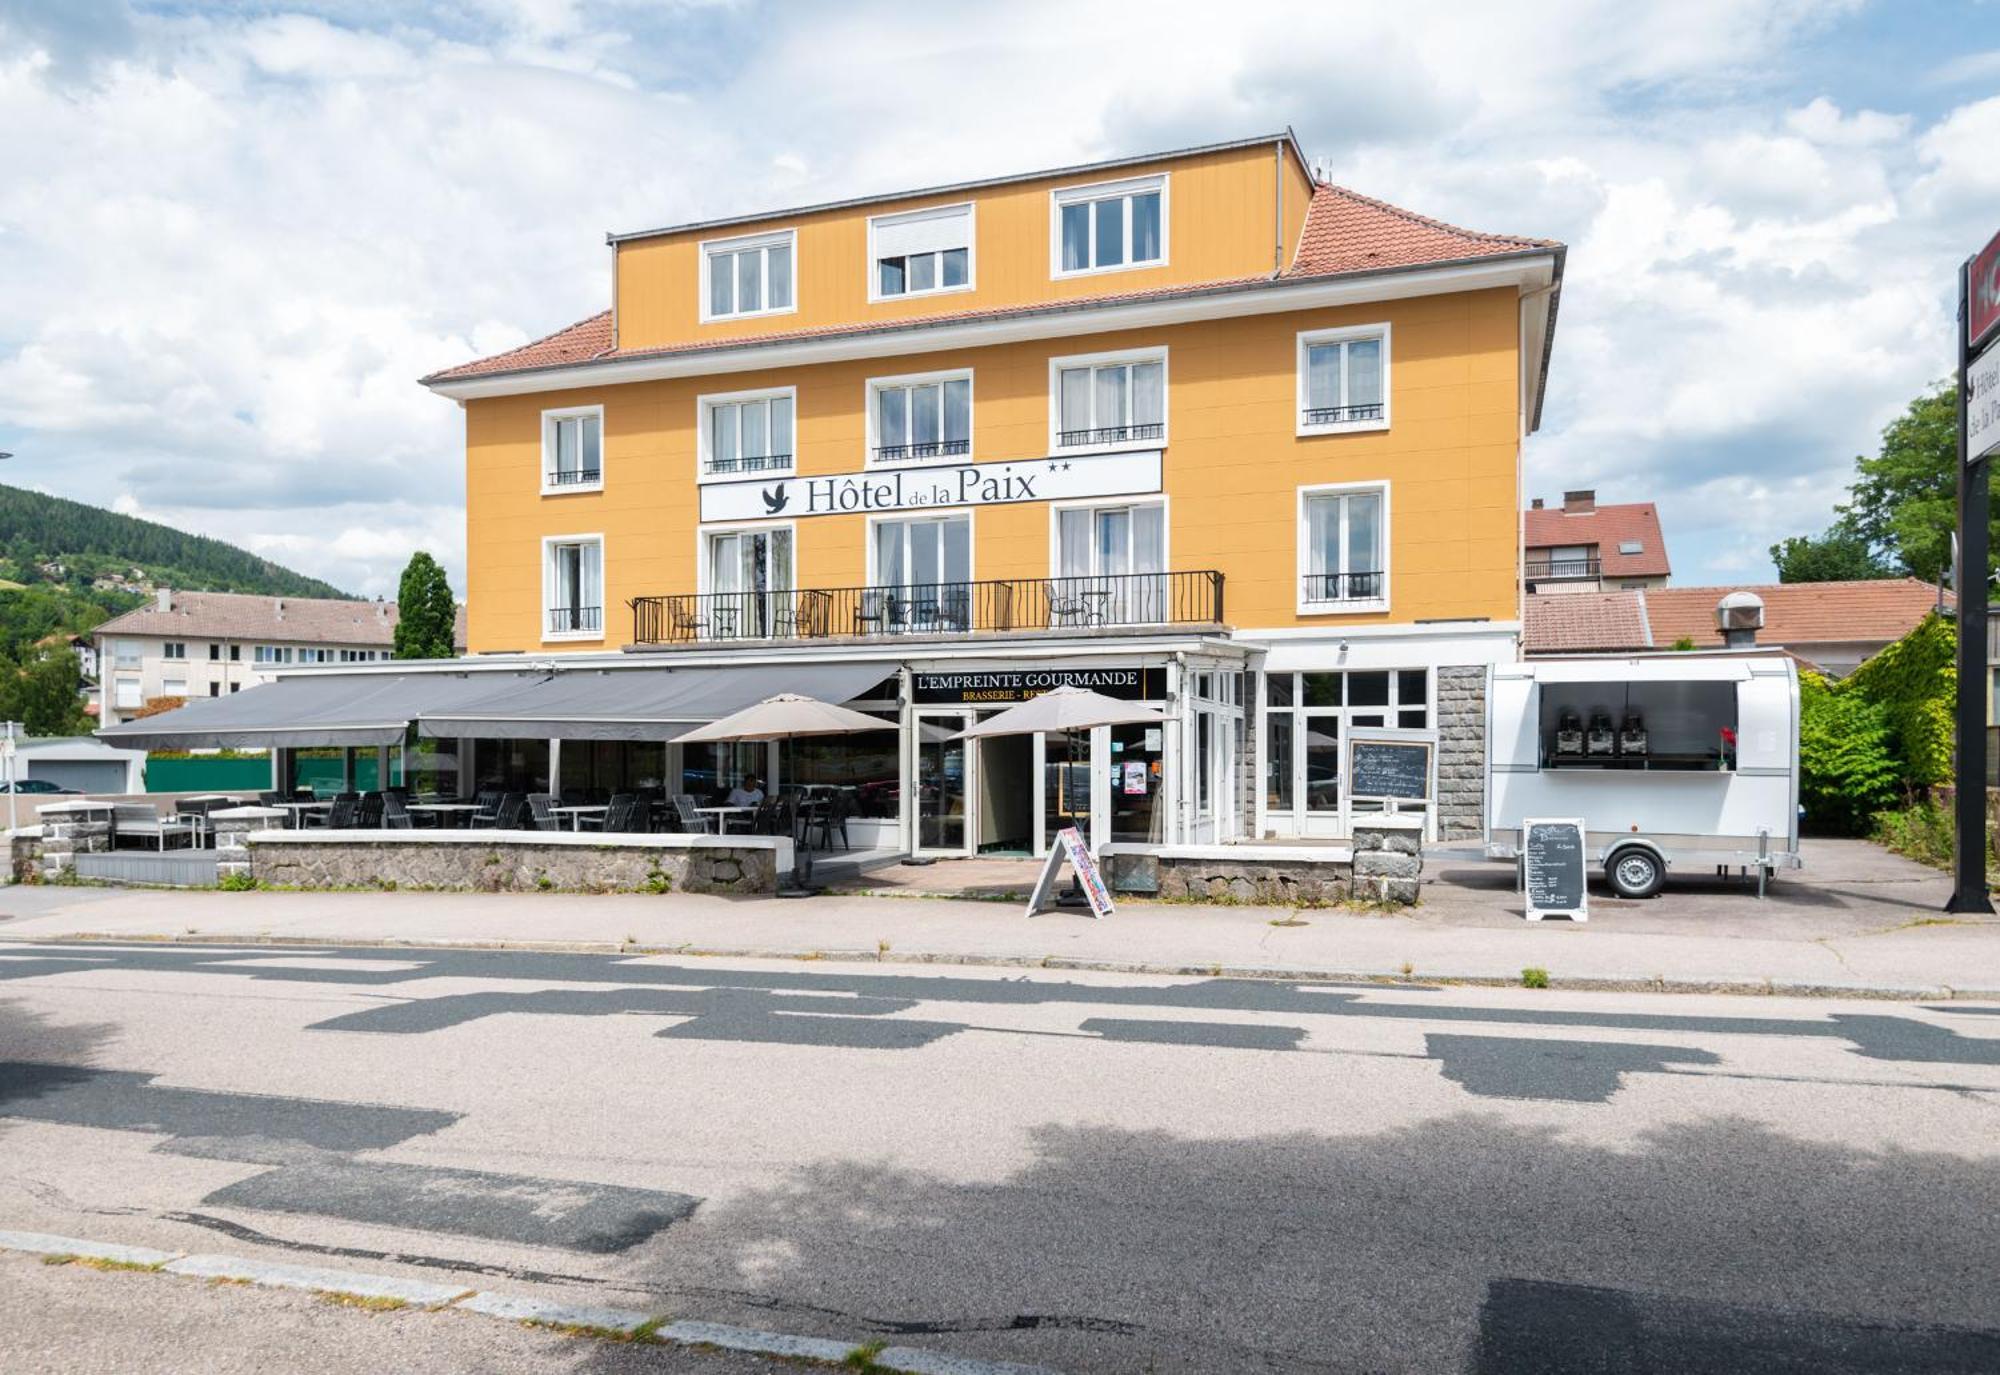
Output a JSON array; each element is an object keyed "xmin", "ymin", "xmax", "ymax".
[{"xmin": 1537, "ymin": 679, "xmax": 1738, "ymax": 771}]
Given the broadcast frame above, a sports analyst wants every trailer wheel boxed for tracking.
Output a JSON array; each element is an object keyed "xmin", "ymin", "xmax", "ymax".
[{"xmin": 1607, "ymin": 848, "xmax": 1664, "ymax": 900}]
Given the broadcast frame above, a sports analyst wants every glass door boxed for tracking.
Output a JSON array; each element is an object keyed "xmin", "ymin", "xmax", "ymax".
[{"xmin": 914, "ymin": 710, "xmax": 972, "ymax": 855}]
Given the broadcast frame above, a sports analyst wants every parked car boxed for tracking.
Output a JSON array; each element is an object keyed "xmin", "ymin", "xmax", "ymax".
[{"xmin": 0, "ymin": 779, "xmax": 80, "ymax": 794}]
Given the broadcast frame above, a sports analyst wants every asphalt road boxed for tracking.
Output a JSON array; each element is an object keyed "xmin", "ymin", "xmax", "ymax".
[{"xmin": 0, "ymin": 940, "xmax": 1996, "ymax": 1373}]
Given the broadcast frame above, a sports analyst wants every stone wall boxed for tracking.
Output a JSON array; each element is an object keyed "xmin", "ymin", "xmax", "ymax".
[
  {"xmin": 1350, "ymin": 816, "xmax": 1424, "ymax": 904},
  {"xmin": 1434, "ymin": 665, "xmax": 1487, "ymax": 841},
  {"xmin": 246, "ymin": 836, "xmax": 777, "ymax": 895},
  {"xmin": 35, "ymin": 803, "xmax": 113, "ymax": 881},
  {"xmin": 1140, "ymin": 852, "xmax": 1350, "ymax": 905}
]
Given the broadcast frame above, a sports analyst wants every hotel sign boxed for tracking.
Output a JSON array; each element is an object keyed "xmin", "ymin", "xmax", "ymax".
[
  {"xmin": 913, "ymin": 666, "xmax": 1166, "ymax": 704},
  {"xmin": 699, "ymin": 450, "xmax": 1162, "ymax": 523}
]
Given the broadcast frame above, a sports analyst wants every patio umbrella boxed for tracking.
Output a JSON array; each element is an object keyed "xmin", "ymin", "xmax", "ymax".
[
  {"xmin": 952, "ymin": 686, "xmax": 1166, "ymax": 911},
  {"xmin": 675, "ymin": 694, "xmax": 889, "ymax": 894}
]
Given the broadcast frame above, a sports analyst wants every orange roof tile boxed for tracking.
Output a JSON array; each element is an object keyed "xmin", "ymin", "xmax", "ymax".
[
  {"xmin": 1287, "ymin": 183, "xmax": 1556, "ymax": 277},
  {"xmin": 1642, "ymin": 580, "xmax": 1948, "ymax": 649},
  {"xmin": 1525, "ymin": 502, "xmax": 1670, "ymax": 578},
  {"xmin": 1523, "ymin": 592, "xmax": 1654, "ymax": 654}
]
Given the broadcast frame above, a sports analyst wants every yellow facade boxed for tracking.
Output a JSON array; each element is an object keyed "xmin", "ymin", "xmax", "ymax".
[{"xmin": 463, "ymin": 285, "xmax": 1521, "ymax": 655}]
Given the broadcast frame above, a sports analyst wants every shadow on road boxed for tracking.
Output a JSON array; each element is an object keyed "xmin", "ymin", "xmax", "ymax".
[{"xmin": 569, "ymin": 1114, "xmax": 2000, "ymax": 1375}]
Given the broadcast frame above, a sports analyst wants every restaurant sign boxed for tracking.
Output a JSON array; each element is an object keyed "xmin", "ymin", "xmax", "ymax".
[
  {"xmin": 913, "ymin": 666, "xmax": 1166, "ymax": 704},
  {"xmin": 699, "ymin": 449, "xmax": 1162, "ymax": 523}
]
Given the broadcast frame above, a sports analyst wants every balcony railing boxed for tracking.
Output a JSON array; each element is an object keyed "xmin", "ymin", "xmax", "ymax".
[
  {"xmin": 874, "ymin": 438, "xmax": 971, "ymax": 462},
  {"xmin": 545, "ymin": 467, "xmax": 602, "ymax": 487},
  {"xmin": 548, "ymin": 605, "xmax": 602, "ymax": 635},
  {"xmin": 1302, "ymin": 403, "xmax": 1385, "ymax": 425},
  {"xmin": 704, "ymin": 451, "xmax": 793, "ymax": 477},
  {"xmin": 1056, "ymin": 421, "xmax": 1165, "ymax": 448},
  {"xmin": 1301, "ymin": 571, "xmax": 1385, "ymax": 604},
  {"xmin": 1524, "ymin": 557, "xmax": 1602, "ymax": 582},
  {"xmin": 631, "ymin": 569, "xmax": 1224, "ymax": 645}
]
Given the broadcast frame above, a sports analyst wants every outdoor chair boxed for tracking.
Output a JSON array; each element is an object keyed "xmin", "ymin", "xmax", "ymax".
[
  {"xmin": 467, "ymin": 790, "xmax": 502, "ymax": 827},
  {"xmin": 113, "ymin": 802, "xmax": 197, "ymax": 852},
  {"xmin": 600, "ymin": 794, "xmax": 647, "ymax": 833},
  {"xmin": 493, "ymin": 793, "xmax": 528, "ymax": 829},
  {"xmin": 308, "ymin": 797, "xmax": 359, "ymax": 830},
  {"xmin": 526, "ymin": 793, "xmax": 559, "ymax": 831},
  {"xmin": 670, "ymin": 599, "xmax": 709, "ymax": 642},
  {"xmin": 811, "ymin": 791, "xmax": 853, "ymax": 852},
  {"xmin": 1046, "ymin": 580, "xmax": 1093, "ymax": 628},
  {"xmin": 673, "ymin": 794, "xmax": 715, "ymax": 834},
  {"xmin": 356, "ymin": 794, "xmax": 385, "ymax": 829},
  {"xmin": 578, "ymin": 793, "xmax": 634, "ymax": 832},
  {"xmin": 382, "ymin": 793, "xmax": 417, "ymax": 830}
]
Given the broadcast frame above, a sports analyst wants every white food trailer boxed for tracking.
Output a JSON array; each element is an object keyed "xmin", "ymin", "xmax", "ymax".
[{"xmin": 1485, "ymin": 655, "xmax": 1802, "ymax": 898}]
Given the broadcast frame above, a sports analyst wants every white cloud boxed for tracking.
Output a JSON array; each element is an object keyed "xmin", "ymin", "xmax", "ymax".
[{"xmin": 0, "ymin": 0, "xmax": 1986, "ymax": 602}]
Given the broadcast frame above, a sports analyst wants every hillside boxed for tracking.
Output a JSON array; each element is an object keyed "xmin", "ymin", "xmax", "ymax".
[{"xmin": 0, "ymin": 483, "xmax": 353, "ymax": 662}]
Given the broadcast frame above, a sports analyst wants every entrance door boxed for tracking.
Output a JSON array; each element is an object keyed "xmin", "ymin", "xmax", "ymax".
[{"xmin": 914, "ymin": 710, "xmax": 972, "ymax": 855}]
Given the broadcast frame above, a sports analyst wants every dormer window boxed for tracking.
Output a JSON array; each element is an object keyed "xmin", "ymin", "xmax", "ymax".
[
  {"xmin": 702, "ymin": 229, "xmax": 795, "ymax": 322},
  {"xmin": 1052, "ymin": 174, "xmax": 1166, "ymax": 277},
  {"xmin": 870, "ymin": 204, "xmax": 973, "ymax": 301}
]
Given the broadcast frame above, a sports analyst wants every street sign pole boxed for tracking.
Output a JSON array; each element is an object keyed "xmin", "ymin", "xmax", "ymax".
[{"xmin": 1949, "ymin": 256, "xmax": 1996, "ymax": 912}]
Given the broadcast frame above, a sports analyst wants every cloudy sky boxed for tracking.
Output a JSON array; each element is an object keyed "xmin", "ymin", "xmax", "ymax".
[{"xmin": 0, "ymin": 0, "xmax": 1994, "ymax": 597}]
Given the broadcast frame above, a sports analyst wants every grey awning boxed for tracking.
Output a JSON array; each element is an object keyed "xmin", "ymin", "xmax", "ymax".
[
  {"xmin": 95, "ymin": 670, "xmax": 541, "ymax": 750},
  {"xmin": 417, "ymin": 661, "xmax": 896, "ymax": 741}
]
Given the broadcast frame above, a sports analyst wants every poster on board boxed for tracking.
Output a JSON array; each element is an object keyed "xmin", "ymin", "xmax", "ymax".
[
  {"xmin": 1025, "ymin": 825, "xmax": 1114, "ymax": 919},
  {"xmin": 1522, "ymin": 817, "xmax": 1588, "ymax": 922}
]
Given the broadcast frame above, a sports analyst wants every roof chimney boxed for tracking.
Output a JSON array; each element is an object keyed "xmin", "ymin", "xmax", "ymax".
[
  {"xmin": 1530, "ymin": 498, "xmax": 1545, "ymax": 510},
  {"xmin": 1562, "ymin": 489, "xmax": 1596, "ymax": 514},
  {"xmin": 154, "ymin": 588, "xmax": 171, "ymax": 613},
  {"xmin": 1716, "ymin": 590, "xmax": 1764, "ymax": 648},
  {"xmin": 274, "ymin": 599, "xmax": 284, "ymax": 620}
]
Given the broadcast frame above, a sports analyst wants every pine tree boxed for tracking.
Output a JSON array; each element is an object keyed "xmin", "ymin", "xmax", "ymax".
[{"xmin": 393, "ymin": 553, "xmax": 458, "ymax": 660}]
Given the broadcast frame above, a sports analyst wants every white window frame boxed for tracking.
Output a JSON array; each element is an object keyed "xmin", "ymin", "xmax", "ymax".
[
  {"xmin": 541, "ymin": 532, "xmax": 605, "ymax": 643},
  {"xmin": 699, "ymin": 228, "xmax": 798, "ymax": 324},
  {"xmin": 1046, "ymin": 346, "xmax": 1169, "ymax": 455},
  {"xmin": 1296, "ymin": 323, "xmax": 1392, "ymax": 436},
  {"xmin": 864, "ymin": 368, "xmax": 975, "ymax": 468},
  {"xmin": 695, "ymin": 386, "xmax": 798, "ymax": 485},
  {"xmin": 1046, "ymin": 495, "xmax": 1172, "ymax": 578},
  {"xmin": 540, "ymin": 404, "xmax": 605, "ymax": 495},
  {"xmin": 865, "ymin": 509, "xmax": 977, "ymax": 587},
  {"xmin": 112, "ymin": 639, "xmax": 141, "ymax": 669},
  {"xmin": 867, "ymin": 202, "xmax": 976, "ymax": 304},
  {"xmin": 113, "ymin": 678, "xmax": 141, "ymax": 709},
  {"xmin": 1049, "ymin": 173, "xmax": 1169, "ymax": 279},
  {"xmin": 1297, "ymin": 481, "xmax": 1391, "ymax": 614},
  {"xmin": 695, "ymin": 519, "xmax": 797, "ymax": 597}
]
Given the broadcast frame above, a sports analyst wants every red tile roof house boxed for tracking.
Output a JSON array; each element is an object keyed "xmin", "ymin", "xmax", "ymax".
[
  {"xmin": 1524, "ymin": 490, "xmax": 1670, "ymax": 594},
  {"xmin": 1523, "ymin": 578, "xmax": 1950, "ymax": 677}
]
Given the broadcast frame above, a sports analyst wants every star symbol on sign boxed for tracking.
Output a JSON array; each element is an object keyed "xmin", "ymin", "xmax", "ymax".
[
  {"xmin": 1060, "ymin": 461, "xmax": 1072, "ymax": 472},
  {"xmin": 1048, "ymin": 461, "xmax": 1060, "ymax": 472}
]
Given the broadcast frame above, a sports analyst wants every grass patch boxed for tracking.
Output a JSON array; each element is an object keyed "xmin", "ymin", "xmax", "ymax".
[
  {"xmin": 637, "ymin": 869, "xmax": 672, "ymax": 895},
  {"xmin": 1520, "ymin": 966, "xmax": 1550, "ymax": 990},
  {"xmin": 216, "ymin": 871, "xmax": 259, "ymax": 892},
  {"xmin": 1266, "ymin": 915, "xmax": 1310, "ymax": 927},
  {"xmin": 40, "ymin": 1253, "xmax": 164, "ymax": 1273},
  {"xmin": 315, "ymin": 1290, "xmax": 409, "ymax": 1312},
  {"xmin": 843, "ymin": 1341, "xmax": 890, "ymax": 1372},
  {"xmin": 526, "ymin": 1316, "xmax": 664, "ymax": 1344}
]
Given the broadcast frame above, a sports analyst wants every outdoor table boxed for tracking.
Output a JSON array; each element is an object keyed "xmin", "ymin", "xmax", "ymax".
[
  {"xmin": 550, "ymin": 804, "xmax": 609, "ymax": 831},
  {"xmin": 1078, "ymin": 588, "xmax": 1112, "ymax": 624},
  {"xmin": 272, "ymin": 800, "xmax": 332, "ymax": 830},
  {"xmin": 697, "ymin": 805, "xmax": 755, "ymax": 834},
  {"xmin": 407, "ymin": 802, "xmax": 483, "ymax": 829}
]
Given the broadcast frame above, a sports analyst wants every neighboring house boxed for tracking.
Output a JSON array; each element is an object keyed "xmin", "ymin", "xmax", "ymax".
[
  {"xmin": 1523, "ymin": 490, "xmax": 1670, "ymax": 593},
  {"xmin": 415, "ymin": 131, "xmax": 1565, "ymax": 844},
  {"xmin": 1524, "ymin": 578, "xmax": 1947, "ymax": 675},
  {"xmin": 93, "ymin": 590, "xmax": 466, "ymax": 727}
]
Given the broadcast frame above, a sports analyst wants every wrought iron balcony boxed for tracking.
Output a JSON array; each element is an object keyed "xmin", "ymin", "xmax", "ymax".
[
  {"xmin": 1055, "ymin": 421, "xmax": 1165, "ymax": 448},
  {"xmin": 1524, "ymin": 557, "xmax": 1602, "ymax": 582},
  {"xmin": 874, "ymin": 438, "xmax": 971, "ymax": 462},
  {"xmin": 545, "ymin": 467, "xmax": 602, "ymax": 487},
  {"xmin": 631, "ymin": 569, "xmax": 1224, "ymax": 645},
  {"xmin": 703, "ymin": 451, "xmax": 793, "ymax": 477},
  {"xmin": 1302, "ymin": 402, "xmax": 1385, "ymax": 426},
  {"xmin": 1300, "ymin": 571, "xmax": 1385, "ymax": 604},
  {"xmin": 548, "ymin": 605, "xmax": 602, "ymax": 635}
]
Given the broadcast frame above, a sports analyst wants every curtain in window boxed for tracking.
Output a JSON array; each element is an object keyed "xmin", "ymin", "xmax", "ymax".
[
  {"xmin": 1347, "ymin": 338, "xmax": 1382, "ymax": 408},
  {"xmin": 766, "ymin": 243, "xmax": 791, "ymax": 309},
  {"xmin": 878, "ymin": 387, "xmax": 908, "ymax": 451},
  {"xmin": 1060, "ymin": 368, "xmax": 1092, "ymax": 438},
  {"xmin": 556, "ymin": 418, "xmax": 579, "ymax": 476},
  {"xmin": 1306, "ymin": 496, "xmax": 1340, "ymax": 591},
  {"xmin": 770, "ymin": 396, "xmax": 793, "ymax": 460},
  {"xmin": 1348, "ymin": 493, "xmax": 1381, "ymax": 590},
  {"xmin": 708, "ymin": 254, "xmax": 732, "ymax": 316},
  {"xmin": 1131, "ymin": 503, "xmax": 1166, "ymax": 620},
  {"xmin": 711, "ymin": 406, "xmax": 738, "ymax": 470},
  {"xmin": 942, "ymin": 378, "xmax": 970, "ymax": 445},
  {"xmin": 911, "ymin": 383, "xmax": 941, "ymax": 449},
  {"xmin": 1057, "ymin": 508, "xmax": 1091, "ymax": 579},
  {"xmin": 1131, "ymin": 191, "xmax": 1162, "ymax": 262},
  {"xmin": 1095, "ymin": 365, "xmax": 1127, "ymax": 436},
  {"xmin": 1131, "ymin": 361, "xmax": 1164, "ymax": 429},
  {"xmin": 1307, "ymin": 344, "xmax": 1341, "ymax": 411},
  {"xmin": 741, "ymin": 402, "xmax": 767, "ymax": 463},
  {"xmin": 1061, "ymin": 203, "xmax": 1089, "ymax": 271},
  {"xmin": 735, "ymin": 250, "xmax": 761, "ymax": 313}
]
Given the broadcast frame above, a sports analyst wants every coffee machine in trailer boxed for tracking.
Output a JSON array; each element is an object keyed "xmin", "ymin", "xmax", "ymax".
[{"xmin": 1484, "ymin": 656, "xmax": 1802, "ymax": 898}]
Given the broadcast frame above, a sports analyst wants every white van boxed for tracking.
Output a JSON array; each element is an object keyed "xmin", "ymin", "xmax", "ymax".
[{"xmin": 1485, "ymin": 655, "xmax": 1802, "ymax": 898}]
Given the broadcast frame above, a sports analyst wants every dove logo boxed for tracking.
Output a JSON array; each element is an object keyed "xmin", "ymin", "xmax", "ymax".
[{"xmin": 761, "ymin": 484, "xmax": 790, "ymax": 515}]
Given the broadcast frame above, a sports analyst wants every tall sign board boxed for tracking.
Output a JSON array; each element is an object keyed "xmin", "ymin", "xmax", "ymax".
[
  {"xmin": 1949, "ymin": 229, "xmax": 2000, "ymax": 913},
  {"xmin": 1521, "ymin": 818, "xmax": 1588, "ymax": 922}
]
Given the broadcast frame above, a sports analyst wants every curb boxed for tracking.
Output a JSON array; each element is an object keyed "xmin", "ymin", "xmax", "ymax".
[
  {"xmin": 2, "ymin": 929, "xmax": 1995, "ymax": 1002},
  {"xmin": 3, "ymin": 1229, "xmax": 1059, "ymax": 1374}
]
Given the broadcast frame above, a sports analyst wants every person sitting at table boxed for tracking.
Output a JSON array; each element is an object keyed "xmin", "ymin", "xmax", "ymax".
[{"xmin": 726, "ymin": 775, "xmax": 765, "ymax": 808}]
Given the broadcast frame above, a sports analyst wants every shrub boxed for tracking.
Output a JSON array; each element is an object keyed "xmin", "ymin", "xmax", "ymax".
[
  {"xmin": 1797, "ymin": 670, "xmax": 1899, "ymax": 834},
  {"xmin": 217, "ymin": 871, "xmax": 258, "ymax": 892},
  {"xmin": 1874, "ymin": 799, "xmax": 1954, "ymax": 870},
  {"xmin": 1520, "ymin": 966, "xmax": 1550, "ymax": 990},
  {"xmin": 1841, "ymin": 612, "xmax": 1954, "ymax": 787}
]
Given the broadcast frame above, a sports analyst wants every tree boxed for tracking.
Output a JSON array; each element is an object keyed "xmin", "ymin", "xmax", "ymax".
[
  {"xmin": 0, "ymin": 647, "xmax": 93, "ymax": 736},
  {"xmin": 1840, "ymin": 382, "xmax": 1992, "ymax": 583},
  {"xmin": 393, "ymin": 552, "xmax": 458, "ymax": 660},
  {"xmin": 1769, "ymin": 517, "xmax": 1897, "ymax": 583}
]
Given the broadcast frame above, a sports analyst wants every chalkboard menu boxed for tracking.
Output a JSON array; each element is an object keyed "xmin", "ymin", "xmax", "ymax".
[
  {"xmin": 1347, "ymin": 738, "xmax": 1433, "ymax": 801},
  {"xmin": 1523, "ymin": 817, "xmax": 1588, "ymax": 922}
]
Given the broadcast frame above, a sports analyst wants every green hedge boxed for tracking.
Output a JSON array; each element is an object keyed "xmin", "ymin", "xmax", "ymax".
[{"xmin": 1798, "ymin": 612, "xmax": 1955, "ymax": 835}]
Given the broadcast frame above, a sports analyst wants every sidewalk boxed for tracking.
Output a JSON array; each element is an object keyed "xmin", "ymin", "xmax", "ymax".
[{"xmin": 1, "ymin": 839, "xmax": 1995, "ymax": 998}]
